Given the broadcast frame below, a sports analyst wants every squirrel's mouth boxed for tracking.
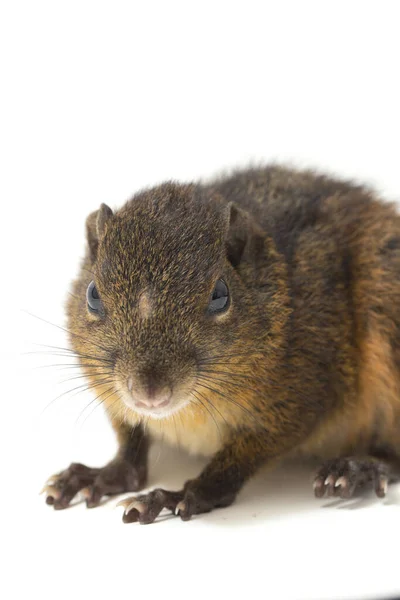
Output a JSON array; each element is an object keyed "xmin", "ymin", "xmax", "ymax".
[
  {"xmin": 119, "ymin": 375, "xmax": 194, "ymax": 420},
  {"xmin": 121, "ymin": 392, "xmax": 190, "ymax": 420}
]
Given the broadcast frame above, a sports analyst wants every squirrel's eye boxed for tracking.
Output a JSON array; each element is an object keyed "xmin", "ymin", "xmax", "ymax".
[
  {"xmin": 86, "ymin": 281, "xmax": 103, "ymax": 314},
  {"xmin": 208, "ymin": 279, "xmax": 230, "ymax": 314}
]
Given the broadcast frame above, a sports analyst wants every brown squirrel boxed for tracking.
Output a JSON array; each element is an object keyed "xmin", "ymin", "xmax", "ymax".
[{"xmin": 42, "ymin": 165, "xmax": 400, "ymax": 523}]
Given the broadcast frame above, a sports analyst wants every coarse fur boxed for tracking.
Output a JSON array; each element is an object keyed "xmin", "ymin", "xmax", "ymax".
[{"xmin": 44, "ymin": 164, "xmax": 400, "ymax": 520}]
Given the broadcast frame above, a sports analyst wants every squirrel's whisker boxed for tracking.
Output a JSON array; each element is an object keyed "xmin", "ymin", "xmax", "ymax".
[
  {"xmin": 39, "ymin": 377, "xmax": 114, "ymax": 416},
  {"xmin": 190, "ymin": 391, "xmax": 222, "ymax": 441},
  {"xmin": 199, "ymin": 368, "xmax": 268, "ymax": 385},
  {"xmin": 196, "ymin": 373, "xmax": 260, "ymax": 396},
  {"xmin": 26, "ymin": 351, "xmax": 113, "ymax": 365},
  {"xmin": 23, "ymin": 310, "xmax": 111, "ymax": 355},
  {"xmin": 34, "ymin": 364, "xmax": 114, "ymax": 372},
  {"xmin": 194, "ymin": 380, "xmax": 264, "ymax": 430},
  {"xmin": 59, "ymin": 371, "xmax": 113, "ymax": 384},
  {"xmin": 28, "ymin": 343, "xmax": 114, "ymax": 364},
  {"xmin": 75, "ymin": 386, "xmax": 116, "ymax": 429},
  {"xmin": 194, "ymin": 388, "xmax": 230, "ymax": 430}
]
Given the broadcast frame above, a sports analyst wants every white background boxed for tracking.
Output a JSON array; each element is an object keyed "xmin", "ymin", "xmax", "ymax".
[{"xmin": 1, "ymin": 1, "xmax": 400, "ymax": 599}]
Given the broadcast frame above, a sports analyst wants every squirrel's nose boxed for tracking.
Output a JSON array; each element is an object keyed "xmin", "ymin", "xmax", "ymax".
[{"xmin": 126, "ymin": 376, "xmax": 172, "ymax": 410}]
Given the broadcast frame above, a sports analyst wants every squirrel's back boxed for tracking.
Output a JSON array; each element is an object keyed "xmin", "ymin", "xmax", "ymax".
[
  {"xmin": 208, "ymin": 165, "xmax": 378, "ymax": 259},
  {"xmin": 209, "ymin": 166, "xmax": 400, "ymax": 459}
]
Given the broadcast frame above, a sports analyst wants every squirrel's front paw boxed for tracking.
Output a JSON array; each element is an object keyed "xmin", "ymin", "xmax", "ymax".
[
  {"xmin": 41, "ymin": 459, "xmax": 147, "ymax": 510},
  {"xmin": 118, "ymin": 481, "xmax": 236, "ymax": 524}
]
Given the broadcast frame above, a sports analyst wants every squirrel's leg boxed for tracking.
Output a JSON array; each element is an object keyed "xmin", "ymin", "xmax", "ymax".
[
  {"xmin": 42, "ymin": 420, "xmax": 149, "ymax": 510},
  {"xmin": 118, "ymin": 427, "xmax": 295, "ymax": 524}
]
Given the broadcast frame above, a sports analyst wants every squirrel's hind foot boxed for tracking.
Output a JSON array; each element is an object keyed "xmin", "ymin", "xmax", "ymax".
[{"xmin": 313, "ymin": 457, "xmax": 394, "ymax": 499}]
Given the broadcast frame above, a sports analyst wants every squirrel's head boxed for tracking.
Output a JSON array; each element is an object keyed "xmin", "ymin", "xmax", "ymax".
[{"xmin": 67, "ymin": 183, "xmax": 289, "ymax": 423}]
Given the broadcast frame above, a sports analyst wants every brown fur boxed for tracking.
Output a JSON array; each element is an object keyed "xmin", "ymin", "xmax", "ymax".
[{"xmin": 46, "ymin": 165, "xmax": 400, "ymax": 517}]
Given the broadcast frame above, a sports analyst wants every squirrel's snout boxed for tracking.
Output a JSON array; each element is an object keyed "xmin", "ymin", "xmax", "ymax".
[{"xmin": 121, "ymin": 366, "xmax": 195, "ymax": 418}]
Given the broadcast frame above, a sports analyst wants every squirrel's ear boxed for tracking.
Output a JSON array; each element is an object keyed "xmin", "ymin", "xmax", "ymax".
[
  {"xmin": 225, "ymin": 202, "xmax": 262, "ymax": 267},
  {"xmin": 86, "ymin": 203, "xmax": 113, "ymax": 261}
]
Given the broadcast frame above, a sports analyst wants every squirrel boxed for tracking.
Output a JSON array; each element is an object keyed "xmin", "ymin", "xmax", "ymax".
[{"xmin": 42, "ymin": 165, "xmax": 400, "ymax": 524}]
